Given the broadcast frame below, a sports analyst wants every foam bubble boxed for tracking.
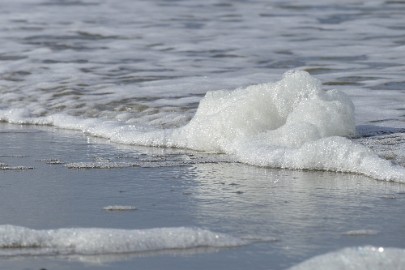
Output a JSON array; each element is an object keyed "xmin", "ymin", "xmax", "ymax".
[
  {"xmin": 65, "ymin": 161, "xmax": 138, "ymax": 169},
  {"xmin": 0, "ymin": 225, "xmax": 245, "ymax": 257},
  {"xmin": 0, "ymin": 163, "xmax": 33, "ymax": 170},
  {"xmin": 342, "ymin": 229, "xmax": 379, "ymax": 236},
  {"xmin": 289, "ymin": 246, "xmax": 405, "ymax": 270},
  {"xmin": 103, "ymin": 206, "xmax": 137, "ymax": 211}
]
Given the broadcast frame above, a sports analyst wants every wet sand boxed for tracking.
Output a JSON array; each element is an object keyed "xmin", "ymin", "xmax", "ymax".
[{"xmin": 1, "ymin": 123, "xmax": 405, "ymax": 270}]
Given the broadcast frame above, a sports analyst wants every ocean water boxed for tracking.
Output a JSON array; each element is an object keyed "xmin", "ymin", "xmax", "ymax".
[{"xmin": 0, "ymin": 0, "xmax": 405, "ymax": 269}]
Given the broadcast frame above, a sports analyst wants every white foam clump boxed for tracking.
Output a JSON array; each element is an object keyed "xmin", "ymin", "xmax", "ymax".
[
  {"xmin": 174, "ymin": 70, "xmax": 356, "ymax": 151},
  {"xmin": 0, "ymin": 225, "xmax": 245, "ymax": 257},
  {"xmin": 343, "ymin": 229, "xmax": 379, "ymax": 236},
  {"xmin": 65, "ymin": 161, "xmax": 137, "ymax": 169},
  {"xmin": 103, "ymin": 205, "xmax": 137, "ymax": 211},
  {"xmin": 289, "ymin": 246, "xmax": 405, "ymax": 270}
]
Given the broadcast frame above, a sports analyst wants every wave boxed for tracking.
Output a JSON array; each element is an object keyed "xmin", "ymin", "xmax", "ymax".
[{"xmin": 1, "ymin": 70, "xmax": 404, "ymax": 182}]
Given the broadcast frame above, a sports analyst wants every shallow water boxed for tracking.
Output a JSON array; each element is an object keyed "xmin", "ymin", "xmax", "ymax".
[{"xmin": 0, "ymin": 124, "xmax": 405, "ymax": 269}]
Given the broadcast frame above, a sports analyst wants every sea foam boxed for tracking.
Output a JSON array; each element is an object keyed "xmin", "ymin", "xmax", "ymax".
[
  {"xmin": 1, "ymin": 70, "xmax": 404, "ymax": 182},
  {"xmin": 289, "ymin": 246, "xmax": 405, "ymax": 270},
  {"xmin": 0, "ymin": 225, "xmax": 245, "ymax": 257}
]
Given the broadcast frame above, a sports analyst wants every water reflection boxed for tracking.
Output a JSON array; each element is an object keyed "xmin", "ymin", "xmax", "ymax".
[{"xmin": 185, "ymin": 163, "xmax": 405, "ymax": 257}]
